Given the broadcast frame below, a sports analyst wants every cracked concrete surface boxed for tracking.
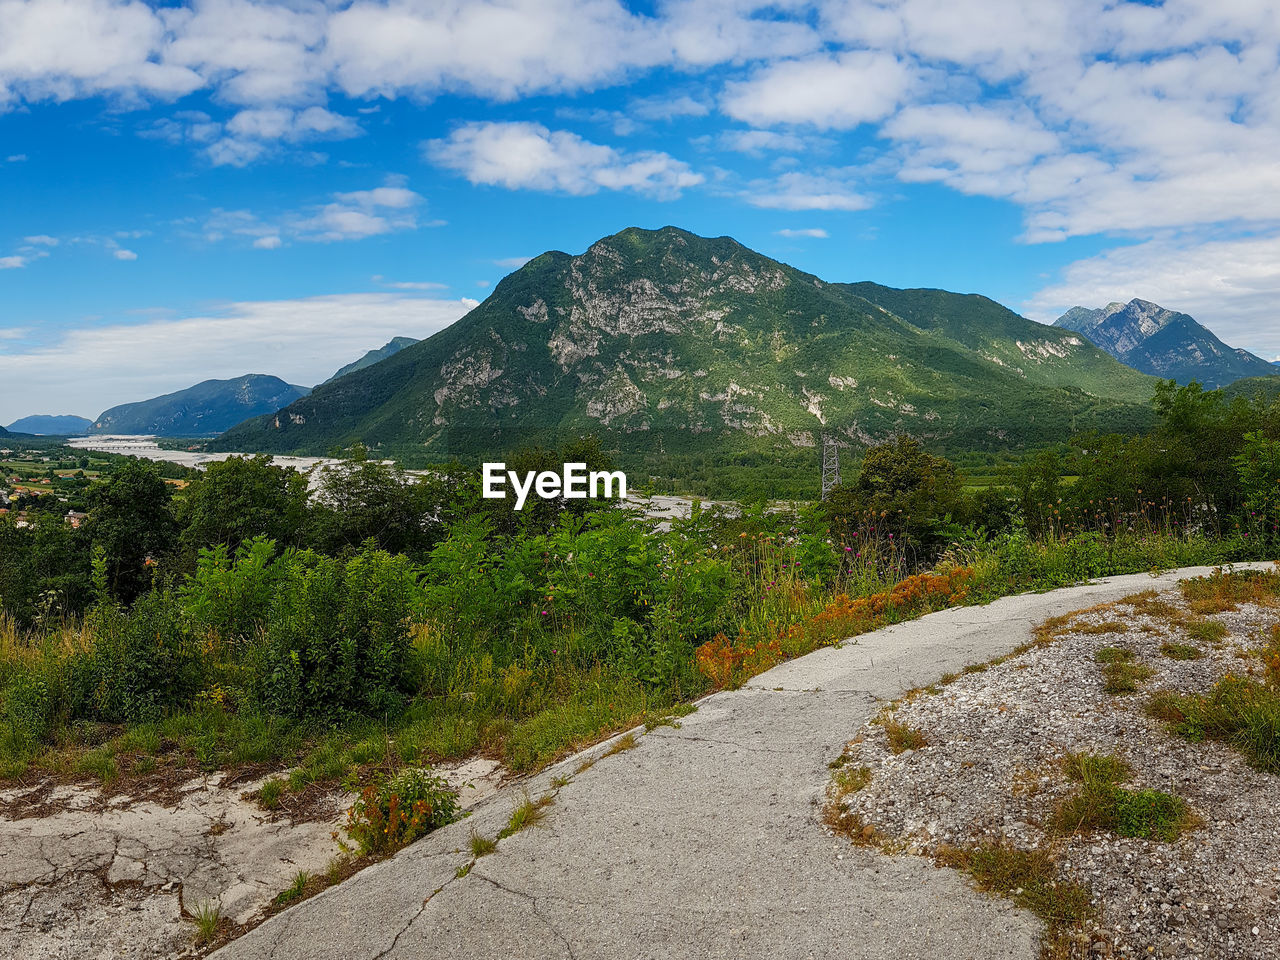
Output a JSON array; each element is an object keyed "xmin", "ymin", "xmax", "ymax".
[
  {"xmin": 214, "ymin": 566, "xmax": 1270, "ymax": 960},
  {"xmin": 0, "ymin": 757, "xmax": 504, "ymax": 958},
  {"xmin": 0, "ymin": 771, "xmax": 349, "ymax": 958}
]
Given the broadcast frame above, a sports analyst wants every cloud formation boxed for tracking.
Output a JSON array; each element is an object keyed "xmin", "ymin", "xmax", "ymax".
[
  {"xmin": 201, "ymin": 176, "xmax": 429, "ymax": 246},
  {"xmin": 0, "ymin": 292, "xmax": 472, "ymax": 422},
  {"xmin": 1028, "ymin": 234, "xmax": 1280, "ymax": 358},
  {"xmin": 426, "ymin": 122, "xmax": 703, "ymax": 199}
]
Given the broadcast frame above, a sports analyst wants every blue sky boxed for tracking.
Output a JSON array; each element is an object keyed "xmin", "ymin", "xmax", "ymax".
[{"xmin": 3, "ymin": 0, "xmax": 1280, "ymax": 424}]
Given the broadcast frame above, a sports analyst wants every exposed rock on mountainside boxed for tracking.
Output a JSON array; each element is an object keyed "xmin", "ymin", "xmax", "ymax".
[
  {"xmin": 1055, "ymin": 298, "xmax": 1276, "ymax": 387},
  {"xmin": 92, "ymin": 375, "xmax": 310, "ymax": 437},
  {"xmin": 212, "ymin": 227, "xmax": 1158, "ymax": 460}
]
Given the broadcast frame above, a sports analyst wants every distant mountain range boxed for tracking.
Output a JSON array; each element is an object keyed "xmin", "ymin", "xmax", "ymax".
[
  {"xmin": 1053, "ymin": 299, "xmax": 1274, "ymax": 387},
  {"xmin": 6, "ymin": 415, "xmax": 93, "ymax": 435},
  {"xmin": 211, "ymin": 226, "xmax": 1158, "ymax": 461},
  {"xmin": 90, "ymin": 375, "xmax": 311, "ymax": 437},
  {"xmin": 323, "ymin": 337, "xmax": 419, "ymax": 384}
]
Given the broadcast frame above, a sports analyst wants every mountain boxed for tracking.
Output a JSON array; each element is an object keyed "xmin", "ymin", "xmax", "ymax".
[
  {"xmin": 91, "ymin": 375, "xmax": 311, "ymax": 437},
  {"xmin": 6, "ymin": 415, "xmax": 93, "ymax": 435},
  {"xmin": 1053, "ymin": 299, "xmax": 1275, "ymax": 387},
  {"xmin": 323, "ymin": 337, "xmax": 419, "ymax": 384},
  {"xmin": 211, "ymin": 227, "xmax": 1158, "ymax": 461}
]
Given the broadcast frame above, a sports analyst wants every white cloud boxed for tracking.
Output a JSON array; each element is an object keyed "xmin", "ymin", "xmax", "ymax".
[
  {"xmin": 1027, "ymin": 233, "xmax": 1280, "ymax": 358},
  {"xmin": 206, "ymin": 105, "xmax": 361, "ymax": 166},
  {"xmin": 717, "ymin": 129, "xmax": 810, "ymax": 154},
  {"xmin": 493, "ymin": 256, "xmax": 532, "ymax": 268},
  {"xmin": 203, "ymin": 176, "xmax": 427, "ymax": 246},
  {"xmin": 721, "ymin": 51, "xmax": 915, "ymax": 129},
  {"xmin": 6, "ymin": 153, "xmax": 26, "ymax": 162},
  {"xmin": 426, "ymin": 121, "xmax": 702, "ymax": 199},
  {"xmin": 0, "ymin": 292, "xmax": 472, "ymax": 423},
  {"xmin": 745, "ymin": 171, "xmax": 871, "ymax": 211},
  {"xmin": 630, "ymin": 94, "xmax": 709, "ymax": 121},
  {"xmin": 0, "ymin": 255, "xmax": 27, "ymax": 269},
  {"xmin": 22, "ymin": 235, "xmax": 57, "ymax": 246},
  {"xmin": 380, "ymin": 279, "xmax": 446, "ymax": 290},
  {"xmin": 0, "ymin": 0, "xmax": 202, "ymax": 108},
  {"xmin": 113, "ymin": 248, "xmax": 138, "ymax": 261},
  {"xmin": 776, "ymin": 228, "xmax": 829, "ymax": 238}
]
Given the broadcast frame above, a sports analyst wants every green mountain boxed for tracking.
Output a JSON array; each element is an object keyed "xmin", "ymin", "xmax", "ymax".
[
  {"xmin": 6, "ymin": 415, "xmax": 93, "ymax": 435},
  {"xmin": 92, "ymin": 375, "xmax": 311, "ymax": 437},
  {"xmin": 323, "ymin": 337, "xmax": 419, "ymax": 385},
  {"xmin": 212, "ymin": 227, "xmax": 1158, "ymax": 461},
  {"xmin": 1054, "ymin": 299, "xmax": 1275, "ymax": 387}
]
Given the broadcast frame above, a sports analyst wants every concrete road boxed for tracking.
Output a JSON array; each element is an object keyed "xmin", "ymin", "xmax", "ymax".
[{"xmin": 213, "ymin": 565, "xmax": 1263, "ymax": 960}]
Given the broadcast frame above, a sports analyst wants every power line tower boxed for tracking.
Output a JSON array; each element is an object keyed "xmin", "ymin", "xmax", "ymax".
[{"xmin": 820, "ymin": 435, "xmax": 841, "ymax": 500}]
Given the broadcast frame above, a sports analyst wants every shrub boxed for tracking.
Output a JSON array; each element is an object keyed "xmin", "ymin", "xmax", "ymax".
[
  {"xmin": 344, "ymin": 767, "xmax": 460, "ymax": 855},
  {"xmin": 89, "ymin": 593, "xmax": 204, "ymax": 723},
  {"xmin": 255, "ymin": 545, "xmax": 419, "ymax": 718}
]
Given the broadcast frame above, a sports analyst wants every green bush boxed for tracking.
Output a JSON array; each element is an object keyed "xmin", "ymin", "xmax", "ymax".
[
  {"xmin": 89, "ymin": 593, "xmax": 203, "ymax": 722},
  {"xmin": 255, "ymin": 545, "xmax": 419, "ymax": 718},
  {"xmin": 344, "ymin": 766, "xmax": 460, "ymax": 855}
]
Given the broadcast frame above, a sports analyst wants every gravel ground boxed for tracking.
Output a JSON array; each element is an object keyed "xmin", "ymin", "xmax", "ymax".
[{"xmin": 829, "ymin": 581, "xmax": 1280, "ymax": 959}]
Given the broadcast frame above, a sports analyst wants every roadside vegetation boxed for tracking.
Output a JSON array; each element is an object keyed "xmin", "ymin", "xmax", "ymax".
[{"xmin": 2, "ymin": 380, "xmax": 1280, "ymax": 854}]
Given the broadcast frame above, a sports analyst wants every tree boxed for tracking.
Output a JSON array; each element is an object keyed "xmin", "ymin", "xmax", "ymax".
[
  {"xmin": 85, "ymin": 459, "xmax": 177, "ymax": 602},
  {"xmin": 180, "ymin": 455, "xmax": 310, "ymax": 554},
  {"xmin": 826, "ymin": 435, "xmax": 960, "ymax": 554},
  {"xmin": 309, "ymin": 449, "xmax": 444, "ymax": 558}
]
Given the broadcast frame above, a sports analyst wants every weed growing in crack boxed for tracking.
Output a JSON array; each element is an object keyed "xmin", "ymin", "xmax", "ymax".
[
  {"xmin": 274, "ymin": 871, "xmax": 310, "ymax": 906},
  {"xmin": 936, "ymin": 843, "xmax": 1093, "ymax": 957},
  {"xmin": 257, "ymin": 777, "xmax": 285, "ymax": 810},
  {"xmin": 601, "ymin": 732, "xmax": 638, "ymax": 757},
  {"xmin": 1148, "ymin": 678, "xmax": 1280, "ymax": 773},
  {"xmin": 469, "ymin": 829, "xmax": 497, "ymax": 858},
  {"xmin": 1094, "ymin": 648, "xmax": 1153, "ymax": 694},
  {"xmin": 498, "ymin": 793, "xmax": 553, "ymax": 839},
  {"xmin": 1186, "ymin": 619, "xmax": 1228, "ymax": 644},
  {"xmin": 192, "ymin": 900, "xmax": 222, "ymax": 946}
]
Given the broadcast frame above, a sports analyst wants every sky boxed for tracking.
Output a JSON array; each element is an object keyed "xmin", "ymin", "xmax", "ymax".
[{"xmin": 3, "ymin": 0, "xmax": 1280, "ymax": 424}]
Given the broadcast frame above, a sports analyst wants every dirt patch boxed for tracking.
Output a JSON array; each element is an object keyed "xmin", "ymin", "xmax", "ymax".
[{"xmin": 827, "ymin": 581, "xmax": 1280, "ymax": 959}]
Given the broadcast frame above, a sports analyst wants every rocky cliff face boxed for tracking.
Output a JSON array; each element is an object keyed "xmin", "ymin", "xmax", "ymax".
[
  {"xmin": 1054, "ymin": 299, "xmax": 1275, "ymax": 387},
  {"xmin": 212, "ymin": 226, "xmax": 1157, "ymax": 460}
]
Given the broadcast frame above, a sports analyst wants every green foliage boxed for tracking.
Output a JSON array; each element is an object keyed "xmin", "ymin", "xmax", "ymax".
[
  {"xmin": 85, "ymin": 459, "xmax": 177, "ymax": 603},
  {"xmin": 344, "ymin": 766, "xmax": 460, "ymax": 855},
  {"xmin": 180, "ymin": 455, "xmax": 310, "ymax": 553},
  {"xmin": 827, "ymin": 435, "xmax": 961, "ymax": 557},
  {"xmin": 1234, "ymin": 431, "xmax": 1280, "ymax": 541},
  {"xmin": 1052, "ymin": 751, "xmax": 1192, "ymax": 842},
  {"xmin": 88, "ymin": 593, "xmax": 204, "ymax": 722},
  {"xmin": 0, "ymin": 513, "xmax": 92, "ymax": 627},
  {"xmin": 252, "ymin": 544, "xmax": 419, "ymax": 718},
  {"xmin": 180, "ymin": 537, "xmax": 283, "ymax": 642}
]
